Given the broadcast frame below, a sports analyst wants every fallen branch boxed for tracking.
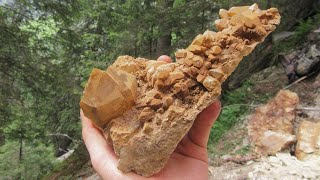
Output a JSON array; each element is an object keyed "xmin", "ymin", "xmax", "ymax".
[
  {"xmin": 224, "ymin": 155, "xmax": 260, "ymax": 164},
  {"xmin": 283, "ymin": 76, "xmax": 308, "ymax": 89},
  {"xmin": 223, "ymin": 104, "xmax": 320, "ymax": 111},
  {"xmin": 297, "ymin": 107, "xmax": 320, "ymax": 111},
  {"xmin": 48, "ymin": 133, "xmax": 80, "ymax": 143},
  {"xmin": 58, "ymin": 148, "xmax": 69, "ymax": 153},
  {"xmin": 222, "ymin": 104, "xmax": 260, "ymax": 109}
]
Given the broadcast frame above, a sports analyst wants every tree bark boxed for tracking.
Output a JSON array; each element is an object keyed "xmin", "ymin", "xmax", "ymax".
[
  {"xmin": 267, "ymin": 0, "xmax": 272, "ymax": 8},
  {"xmin": 0, "ymin": 130, "xmax": 4, "ymax": 147},
  {"xmin": 149, "ymin": 25, "xmax": 154, "ymax": 58},
  {"xmin": 156, "ymin": 1, "xmax": 174, "ymax": 57},
  {"xmin": 156, "ymin": 31, "xmax": 171, "ymax": 57},
  {"xmin": 19, "ymin": 131, "xmax": 23, "ymax": 161}
]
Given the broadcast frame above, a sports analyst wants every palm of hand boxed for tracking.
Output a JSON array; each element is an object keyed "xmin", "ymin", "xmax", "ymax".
[
  {"xmin": 81, "ymin": 101, "xmax": 220, "ymax": 180},
  {"xmin": 151, "ymin": 139, "xmax": 209, "ymax": 180}
]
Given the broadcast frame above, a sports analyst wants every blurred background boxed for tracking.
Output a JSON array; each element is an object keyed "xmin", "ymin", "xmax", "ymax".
[{"xmin": 0, "ymin": 0, "xmax": 320, "ymax": 179}]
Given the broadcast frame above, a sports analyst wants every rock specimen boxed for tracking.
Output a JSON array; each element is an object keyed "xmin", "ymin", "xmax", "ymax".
[
  {"xmin": 80, "ymin": 4, "xmax": 281, "ymax": 177},
  {"xmin": 295, "ymin": 119, "xmax": 320, "ymax": 160},
  {"xmin": 248, "ymin": 90, "xmax": 298, "ymax": 155}
]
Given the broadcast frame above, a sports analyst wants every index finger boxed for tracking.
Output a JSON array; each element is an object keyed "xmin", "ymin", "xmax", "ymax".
[{"xmin": 81, "ymin": 110, "xmax": 117, "ymax": 166}]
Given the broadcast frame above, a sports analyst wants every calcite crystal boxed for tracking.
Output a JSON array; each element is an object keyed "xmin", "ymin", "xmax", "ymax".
[
  {"xmin": 80, "ymin": 4, "xmax": 280, "ymax": 177},
  {"xmin": 248, "ymin": 90, "xmax": 299, "ymax": 155}
]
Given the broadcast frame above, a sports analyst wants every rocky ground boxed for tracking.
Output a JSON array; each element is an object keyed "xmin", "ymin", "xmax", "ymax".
[
  {"xmin": 207, "ymin": 26, "xmax": 320, "ymax": 179},
  {"xmin": 209, "ymin": 64, "xmax": 320, "ymax": 179}
]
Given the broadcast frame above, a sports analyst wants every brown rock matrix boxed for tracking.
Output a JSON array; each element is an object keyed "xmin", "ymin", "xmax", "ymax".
[
  {"xmin": 80, "ymin": 4, "xmax": 280, "ymax": 177},
  {"xmin": 248, "ymin": 90, "xmax": 298, "ymax": 155}
]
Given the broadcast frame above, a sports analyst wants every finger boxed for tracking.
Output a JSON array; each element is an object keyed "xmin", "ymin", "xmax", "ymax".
[
  {"xmin": 81, "ymin": 111, "xmax": 144, "ymax": 179},
  {"xmin": 81, "ymin": 110, "xmax": 117, "ymax": 168},
  {"xmin": 80, "ymin": 110, "xmax": 116, "ymax": 177},
  {"xmin": 81, "ymin": 111, "xmax": 123, "ymax": 178},
  {"xmin": 188, "ymin": 100, "xmax": 221, "ymax": 148},
  {"xmin": 157, "ymin": 55, "xmax": 172, "ymax": 63}
]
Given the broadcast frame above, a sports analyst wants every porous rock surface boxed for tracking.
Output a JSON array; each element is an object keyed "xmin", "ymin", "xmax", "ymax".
[
  {"xmin": 80, "ymin": 4, "xmax": 280, "ymax": 177},
  {"xmin": 248, "ymin": 90, "xmax": 299, "ymax": 155}
]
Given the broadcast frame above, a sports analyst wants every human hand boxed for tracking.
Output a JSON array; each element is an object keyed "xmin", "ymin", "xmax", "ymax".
[{"xmin": 81, "ymin": 55, "xmax": 221, "ymax": 180}]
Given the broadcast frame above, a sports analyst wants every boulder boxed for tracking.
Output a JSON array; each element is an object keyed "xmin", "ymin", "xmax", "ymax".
[
  {"xmin": 248, "ymin": 90, "xmax": 299, "ymax": 155},
  {"xmin": 296, "ymin": 44, "xmax": 320, "ymax": 75},
  {"xmin": 295, "ymin": 119, "xmax": 320, "ymax": 160}
]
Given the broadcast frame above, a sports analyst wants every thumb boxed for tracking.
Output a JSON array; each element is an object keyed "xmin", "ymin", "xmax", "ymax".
[
  {"xmin": 157, "ymin": 55, "xmax": 172, "ymax": 63},
  {"xmin": 188, "ymin": 100, "xmax": 221, "ymax": 148}
]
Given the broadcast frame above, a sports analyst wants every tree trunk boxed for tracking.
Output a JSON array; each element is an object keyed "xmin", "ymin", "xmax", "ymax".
[
  {"xmin": 19, "ymin": 132, "xmax": 23, "ymax": 161},
  {"xmin": 267, "ymin": 0, "xmax": 272, "ymax": 8},
  {"xmin": 149, "ymin": 25, "xmax": 154, "ymax": 58},
  {"xmin": 156, "ymin": 1, "xmax": 174, "ymax": 57},
  {"xmin": 156, "ymin": 31, "xmax": 171, "ymax": 57},
  {"xmin": 0, "ymin": 130, "xmax": 4, "ymax": 147},
  {"xmin": 201, "ymin": 9, "xmax": 205, "ymax": 31}
]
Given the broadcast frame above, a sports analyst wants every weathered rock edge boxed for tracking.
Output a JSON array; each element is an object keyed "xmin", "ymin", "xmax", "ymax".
[{"xmin": 80, "ymin": 4, "xmax": 280, "ymax": 177}]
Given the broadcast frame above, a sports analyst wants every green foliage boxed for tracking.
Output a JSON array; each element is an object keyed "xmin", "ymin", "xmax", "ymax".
[
  {"xmin": 173, "ymin": 0, "xmax": 186, "ymax": 8},
  {"xmin": 208, "ymin": 81, "xmax": 253, "ymax": 145},
  {"xmin": 235, "ymin": 145, "xmax": 250, "ymax": 155},
  {"xmin": 0, "ymin": 141, "xmax": 56, "ymax": 179},
  {"xmin": 209, "ymin": 105, "xmax": 243, "ymax": 143},
  {"xmin": 223, "ymin": 81, "xmax": 253, "ymax": 105},
  {"xmin": 295, "ymin": 18, "xmax": 314, "ymax": 38},
  {"xmin": 273, "ymin": 12, "xmax": 320, "ymax": 54},
  {"xmin": 20, "ymin": 18, "xmax": 59, "ymax": 48},
  {"xmin": 43, "ymin": 144, "xmax": 89, "ymax": 179}
]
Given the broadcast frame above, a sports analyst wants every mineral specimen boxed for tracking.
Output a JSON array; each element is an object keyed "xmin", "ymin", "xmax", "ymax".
[{"xmin": 80, "ymin": 4, "xmax": 281, "ymax": 177}]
